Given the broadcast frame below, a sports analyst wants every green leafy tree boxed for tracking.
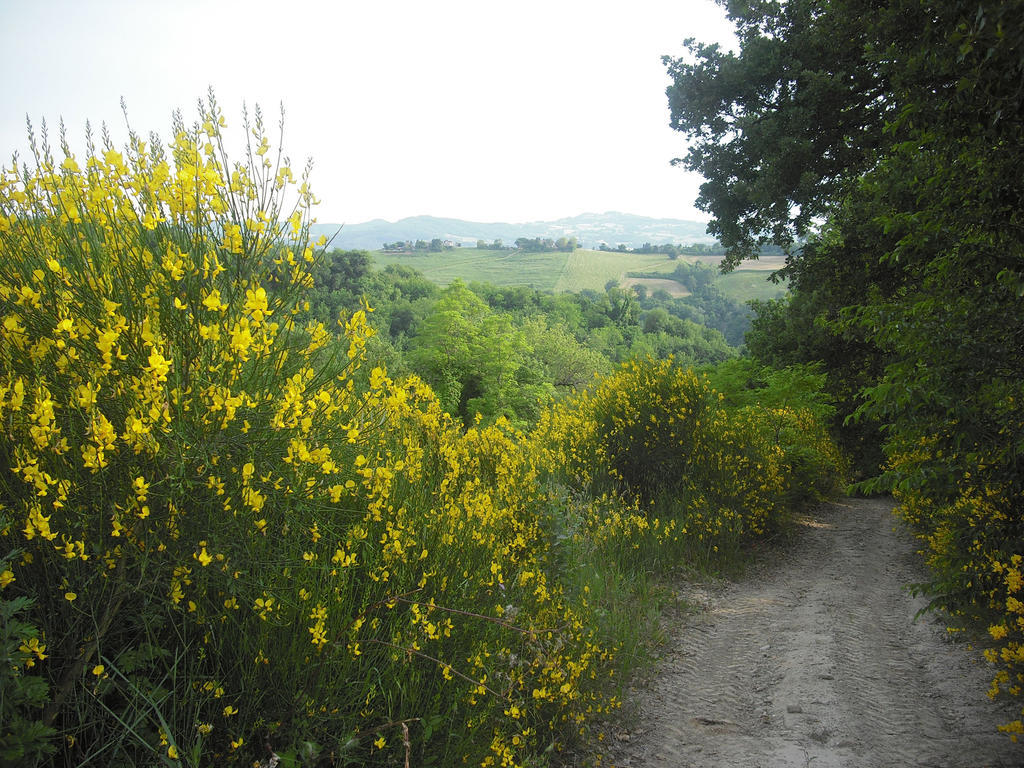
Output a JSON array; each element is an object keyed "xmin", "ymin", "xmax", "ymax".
[
  {"xmin": 307, "ymin": 249, "xmax": 374, "ymax": 320},
  {"xmin": 519, "ymin": 318, "xmax": 611, "ymax": 391},
  {"xmin": 409, "ymin": 281, "xmax": 547, "ymax": 426},
  {"xmin": 664, "ymin": 0, "xmax": 894, "ymax": 265},
  {"xmin": 554, "ymin": 236, "xmax": 577, "ymax": 252}
]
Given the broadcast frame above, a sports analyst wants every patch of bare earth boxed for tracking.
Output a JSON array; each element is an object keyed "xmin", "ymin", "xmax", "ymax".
[{"xmin": 601, "ymin": 497, "xmax": 1022, "ymax": 768}]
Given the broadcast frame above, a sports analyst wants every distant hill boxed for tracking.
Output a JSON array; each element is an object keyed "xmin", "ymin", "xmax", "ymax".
[{"xmin": 310, "ymin": 212, "xmax": 716, "ymax": 251}]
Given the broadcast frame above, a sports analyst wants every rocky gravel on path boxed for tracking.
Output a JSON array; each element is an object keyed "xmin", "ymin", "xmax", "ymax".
[{"xmin": 603, "ymin": 497, "xmax": 1022, "ymax": 768}]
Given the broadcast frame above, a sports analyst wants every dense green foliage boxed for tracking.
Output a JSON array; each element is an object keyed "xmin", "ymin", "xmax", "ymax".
[
  {"xmin": 0, "ymin": 571, "xmax": 55, "ymax": 767},
  {"xmin": 664, "ymin": 0, "xmax": 892, "ymax": 264},
  {"xmin": 513, "ymin": 236, "xmax": 577, "ymax": 252},
  {"xmin": 669, "ymin": 0, "xmax": 1024, "ymax": 738},
  {"xmin": 627, "ymin": 260, "xmax": 769, "ymax": 345},
  {"xmin": 305, "ymin": 249, "xmax": 746, "ymax": 427},
  {"xmin": 534, "ymin": 357, "xmax": 845, "ymax": 573}
]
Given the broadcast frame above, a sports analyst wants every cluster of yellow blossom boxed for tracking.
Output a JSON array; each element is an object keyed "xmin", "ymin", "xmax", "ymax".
[
  {"xmin": 0, "ymin": 98, "xmax": 632, "ymax": 767},
  {"xmin": 526, "ymin": 358, "xmax": 815, "ymax": 571},
  {"xmin": 889, "ymin": 434, "xmax": 1024, "ymax": 741}
]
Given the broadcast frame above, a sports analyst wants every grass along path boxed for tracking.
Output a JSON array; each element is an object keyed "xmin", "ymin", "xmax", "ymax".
[{"xmin": 602, "ymin": 497, "xmax": 1021, "ymax": 767}]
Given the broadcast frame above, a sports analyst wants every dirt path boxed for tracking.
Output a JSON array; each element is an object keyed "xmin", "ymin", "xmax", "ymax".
[{"xmin": 605, "ymin": 497, "xmax": 1022, "ymax": 768}]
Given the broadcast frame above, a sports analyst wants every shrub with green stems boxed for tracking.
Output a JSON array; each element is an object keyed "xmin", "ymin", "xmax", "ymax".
[
  {"xmin": 0, "ymin": 94, "xmax": 636, "ymax": 768},
  {"xmin": 530, "ymin": 357, "xmax": 844, "ymax": 578}
]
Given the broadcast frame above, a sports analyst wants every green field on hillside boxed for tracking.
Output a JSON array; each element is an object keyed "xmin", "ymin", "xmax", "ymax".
[
  {"xmin": 717, "ymin": 270, "xmax": 788, "ymax": 303},
  {"xmin": 371, "ymin": 248, "xmax": 570, "ymax": 288},
  {"xmin": 554, "ymin": 249, "xmax": 678, "ymax": 292},
  {"xmin": 370, "ymin": 247, "xmax": 786, "ymax": 303},
  {"xmin": 371, "ymin": 248, "xmax": 680, "ymax": 292}
]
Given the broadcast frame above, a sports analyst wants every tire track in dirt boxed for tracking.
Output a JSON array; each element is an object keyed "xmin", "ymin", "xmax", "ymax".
[{"xmin": 604, "ymin": 497, "xmax": 1022, "ymax": 767}]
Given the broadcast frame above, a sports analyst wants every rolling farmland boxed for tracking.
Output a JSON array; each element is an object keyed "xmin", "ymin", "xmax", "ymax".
[{"xmin": 370, "ymin": 248, "xmax": 787, "ymax": 303}]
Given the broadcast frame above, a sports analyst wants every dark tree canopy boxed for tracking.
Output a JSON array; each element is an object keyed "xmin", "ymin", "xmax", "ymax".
[{"xmin": 664, "ymin": 0, "xmax": 895, "ymax": 266}]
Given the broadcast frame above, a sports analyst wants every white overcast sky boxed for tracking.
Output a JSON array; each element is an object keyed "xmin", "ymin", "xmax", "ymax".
[{"xmin": 0, "ymin": 0, "xmax": 735, "ymax": 226}]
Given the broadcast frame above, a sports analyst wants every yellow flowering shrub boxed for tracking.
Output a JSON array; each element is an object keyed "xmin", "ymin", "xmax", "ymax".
[
  {"xmin": 529, "ymin": 358, "xmax": 841, "ymax": 573},
  {"xmin": 889, "ymin": 434, "xmax": 1024, "ymax": 740},
  {"xmin": 0, "ymin": 98, "xmax": 623, "ymax": 767}
]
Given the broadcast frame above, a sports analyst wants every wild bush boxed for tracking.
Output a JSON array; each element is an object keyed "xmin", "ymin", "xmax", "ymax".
[
  {"xmin": 0, "ymin": 97, "xmax": 621, "ymax": 767},
  {"xmin": 887, "ymin": 437, "xmax": 1024, "ymax": 741},
  {"xmin": 531, "ymin": 358, "xmax": 843, "ymax": 574}
]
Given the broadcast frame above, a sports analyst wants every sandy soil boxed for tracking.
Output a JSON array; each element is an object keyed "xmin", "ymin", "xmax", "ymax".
[{"xmin": 602, "ymin": 497, "xmax": 1022, "ymax": 768}]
